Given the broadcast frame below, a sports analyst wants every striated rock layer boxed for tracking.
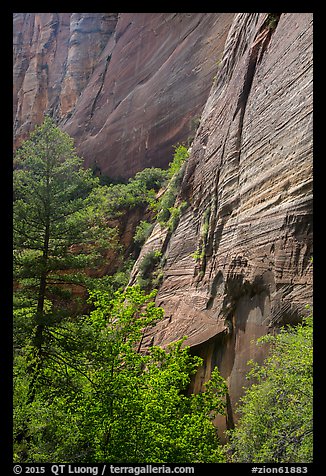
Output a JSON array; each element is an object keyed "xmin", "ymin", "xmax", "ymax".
[
  {"xmin": 13, "ymin": 13, "xmax": 118, "ymax": 147},
  {"xmin": 14, "ymin": 11, "xmax": 313, "ymax": 430},
  {"xmin": 140, "ymin": 12, "xmax": 313, "ymax": 429},
  {"xmin": 13, "ymin": 13, "xmax": 233, "ymax": 178}
]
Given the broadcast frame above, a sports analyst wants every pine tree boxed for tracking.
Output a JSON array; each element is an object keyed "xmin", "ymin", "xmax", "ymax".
[{"xmin": 13, "ymin": 117, "xmax": 111, "ymax": 400}]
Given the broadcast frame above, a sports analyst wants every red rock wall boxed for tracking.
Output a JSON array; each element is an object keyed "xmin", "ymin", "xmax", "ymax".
[
  {"xmin": 13, "ymin": 13, "xmax": 234, "ymax": 178},
  {"xmin": 139, "ymin": 13, "xmax": 313, "ymax": 429},
  {"xmin": 13, "ymin": 13, "xmax": 119, "ymax": 147}
]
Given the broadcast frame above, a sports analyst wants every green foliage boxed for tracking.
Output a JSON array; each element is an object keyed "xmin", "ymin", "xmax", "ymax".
[
  {"xmin": 14, "ymin": 286, "xmax": 227, "ymax": 463},
  {"xmin": 132, "ymin": 148, "xmax": 190, "ymax": 287},
  {"xmin": 13, "ymin": 117, "xmax": 118, "ymax": 405},
  {"xmin": 155, "ymin": 146, "xmax": 189, "ymax": 227},
  {"xmin": 82, "ymin": 258, "xmax": 136, "ymax": 298},
  {"xmin": 95, "ymin": 147, "xmax": 188, "ymax": 245},
  {"xmin": 167, "ymin": 144, "xmax": 189, "ymax": 179},
  {"xmin": 104, "ymin": 182, "xmax": 151, "ymax": 216},
  {"xmin": 201, "ymin": 207, "xmax": 211, "ymax": 240},
  {"xmin": 191, "ymin": 249, "xmax": 205, "ymax": 262},
  {"xmin": 102, "ymin": 168, "xmax": 167, "ymax": 218},
  {"xmin": 133, "ymin": 167, "xmax": 168, "ymax": 191},
  {"xmin": 266, "ymin": 13, "xmax": 280, "ymax": 30},
  {"xmin": 226, "ymin": 315, "xmax": 313, "ymax": 463},
  {"xmin": 151, "ymin": 269, "xmax": 164, "ymax": 289},
  {"xmin": 167, "ymin": 201, "xmax": 188, "ymax": 232},
  {"xmin": 191, "ymin": 207, "xmax": 210, "ymax": 265},
  {"xmin": 98, "ymin": 174, "xmax": 127, "ymax": 187},
  {"xmin": 139, "ymin": 250, "xmax": 162, "ymax": 278},
  {"xmin": 13, "ymin": 117, "xmax": 113, "ymax": 292},
  {"xmin": 156, "ymin": 188, "xmax": 177, "ymax": 224},
  {"xmin": 13, "ymin": 124, "xmax": 227, "ymax": 464},
  {"xmin": 137, "ymin": 250, "xmax": 162, "ymax": 290},
  {"xmin": 133, "ymin": 221, "xmax": 154, "ymax": 247}
]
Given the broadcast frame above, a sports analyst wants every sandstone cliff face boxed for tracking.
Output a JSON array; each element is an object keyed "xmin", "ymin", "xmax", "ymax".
[
  {"xmin": 137, "ymin": 13, "xmax": 313, "ymax": 427},
  {"xmin": 13, "ymin": 13, "xmax": 233, "ymax": 178},
  {"xmin": 13, "ymin": 13, "xmax": 119, "ymax": 148},
  {"xmin": 13, "ymin": 12, "xmax": 313, "ymax": 429}
]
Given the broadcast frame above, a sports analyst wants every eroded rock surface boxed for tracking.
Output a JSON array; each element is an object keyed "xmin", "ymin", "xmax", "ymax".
[
  {"xmin": 13, "ymin": 13, "xmax": 234, "ymax": 178},
  {"xmin": 13, "ymin": 13, "xmax": 119, "ymax": 148},
  {"xmin": 141, "ymin": 13, "xmax": 313, "ymax": 427}
]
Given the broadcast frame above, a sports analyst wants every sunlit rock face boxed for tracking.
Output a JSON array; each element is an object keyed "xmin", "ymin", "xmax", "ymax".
[
  {"xmin": 138, "ymin": 13, "xmax": 313, "ymax": 429},
  {"xmin": 13, "ymin": 13, "xmax": 233, "ymax": 178},
  {"xmin": 13, "ymin": 12, "xmax": 313, "ymax": 432}
]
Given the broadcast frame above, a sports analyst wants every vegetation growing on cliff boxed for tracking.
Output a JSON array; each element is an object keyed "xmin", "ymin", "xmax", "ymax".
[
  {"xmin": 13, "ymin": 120, "xmax": 313, "ymax": 464},
  {"xmin": 192, "ymin": 206, "xmax": 211, "ymax": 265},
  {"xmin": 155, "ymin": 144, "xmax": 189, "ymax": 227},
  {"xmin": 133, "ymin": 220, "xmax": 154, "ymax": 247},
  {"xmin": 102, "ymin": 167, "xmax": 168, "ymax": 218},
  {"xmin": 13, "ymin": 120, "xmax": 227, "ymax": 463}
]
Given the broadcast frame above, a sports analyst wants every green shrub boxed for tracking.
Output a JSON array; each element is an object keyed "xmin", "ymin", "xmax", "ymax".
[
  {"xmin": 155, "ymin": 145, "xmax": 189, "ymax": 227},
  {"xmin": 227, "ymin": 315, "xmax": 313, "ymax": 463},
  {"xmin": 137, "ymin": 250, "xmax": 163, "ymax": 290},
  {"xmin": 98, "ymin": 175, "xmax": 127, "ymax": 186},
  {"xmin": 132, "ymin": 167, "xmax": 168, "ymax": 191},
  {"xmin": 191, "ymin": 249, "xmax": 205, "ymax": 262},
  {"xmin": 191, "ymin": 207, "xmax": 210, "ymax": 264},
  {"xmin": 133, "ymin": 221, "xmax": 154, "ymax": 246},
  {"xmin": 157, "ymin": 189, "xmax": 177, "ymax": 224},
  {"xmin": 167, "ymin": 201, "xmax": 188, "ymax": 232},
  {"xmin": 152, "ymin": 269, "xmax": 164, "ymax": 288},
  {"xmin": 138, "ymin": 250, "xmax": 162, "ymax": 280},
  {"xmin": 168, "ymin": 144, "xmax": 189, "ymax": 179},
  {"xmin": 201, "ymin": 207, "xmax": 211, "ymax": 239},
  {"xmin": 103, "ymin": 168, "xmax": 167, "ymax": 218}
]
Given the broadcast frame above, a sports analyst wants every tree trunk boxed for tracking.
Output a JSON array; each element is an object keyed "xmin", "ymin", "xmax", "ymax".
[{"xmin": 27, "ymin": 186, "xmax": 51, "ymax": 403}]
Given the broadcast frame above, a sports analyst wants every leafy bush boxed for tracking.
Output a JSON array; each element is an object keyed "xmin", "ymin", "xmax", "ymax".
[
  {"xmin": 133, "ymin": 221, "xmax": 154, "ymax": 246},
  {"xmin": 14, "ymin": 286, "xmax": 227, "ymax": 463},
  {"xmin": 154, "ymin": 145, "xmax": 189, "ymax": 227},
  {"xmin": 167, "ymin": 144, "xmax": 189, "ymax": 179},
  {"xmin": 138, "ymin": 250, "xmax": 162, "ymax": 278},
  {"xmin": 104, "ymin": 182, "xmax": 151, "ymax": 216},
  {"xmin": 100, "ymin": 147, "xmax": 188, "ymax": 231},
  {"xmin": 167, "ymin": 201, "xmax": 188, "ymax": 232},
  {"xmin": 227, "ymin": 315, "xmax": 313, "ymax": 463},
  {"xmin": 137, "ymin": 250, "xmax": 163, "ymax": 290},
  {"xmin": 156, "ymin": 188, "xmax": 177, "ymax": 224},
  {"xmin": 192, "ymin": 249, "xmax": 205, "ymax": 262},
  {"xmin": 98, "ymin": 174, "xmax": 127, "ymax": 186},
  {"xmin": 133, "ymin": 167, "xmax": 168, "ymax": 191},
  {"xmin": 191, "ymin": 207, "xmax": 210, "ymax": 265},
  {"xmin": 103, "ymin": 168, "xmax": 167, "ymax": 218}
]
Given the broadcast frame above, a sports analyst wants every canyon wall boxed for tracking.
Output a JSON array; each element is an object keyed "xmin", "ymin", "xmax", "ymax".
[
  {"xmin": 135, "ymin": 12, "xmax": 313, "ymax": 429},
  {"xmin": 13, "ymin": 12, "xmax": 313, "ymax": 430},
  {"xmin": 13, "ymin": 13, "xmax": 233, "ymax": 178}
]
